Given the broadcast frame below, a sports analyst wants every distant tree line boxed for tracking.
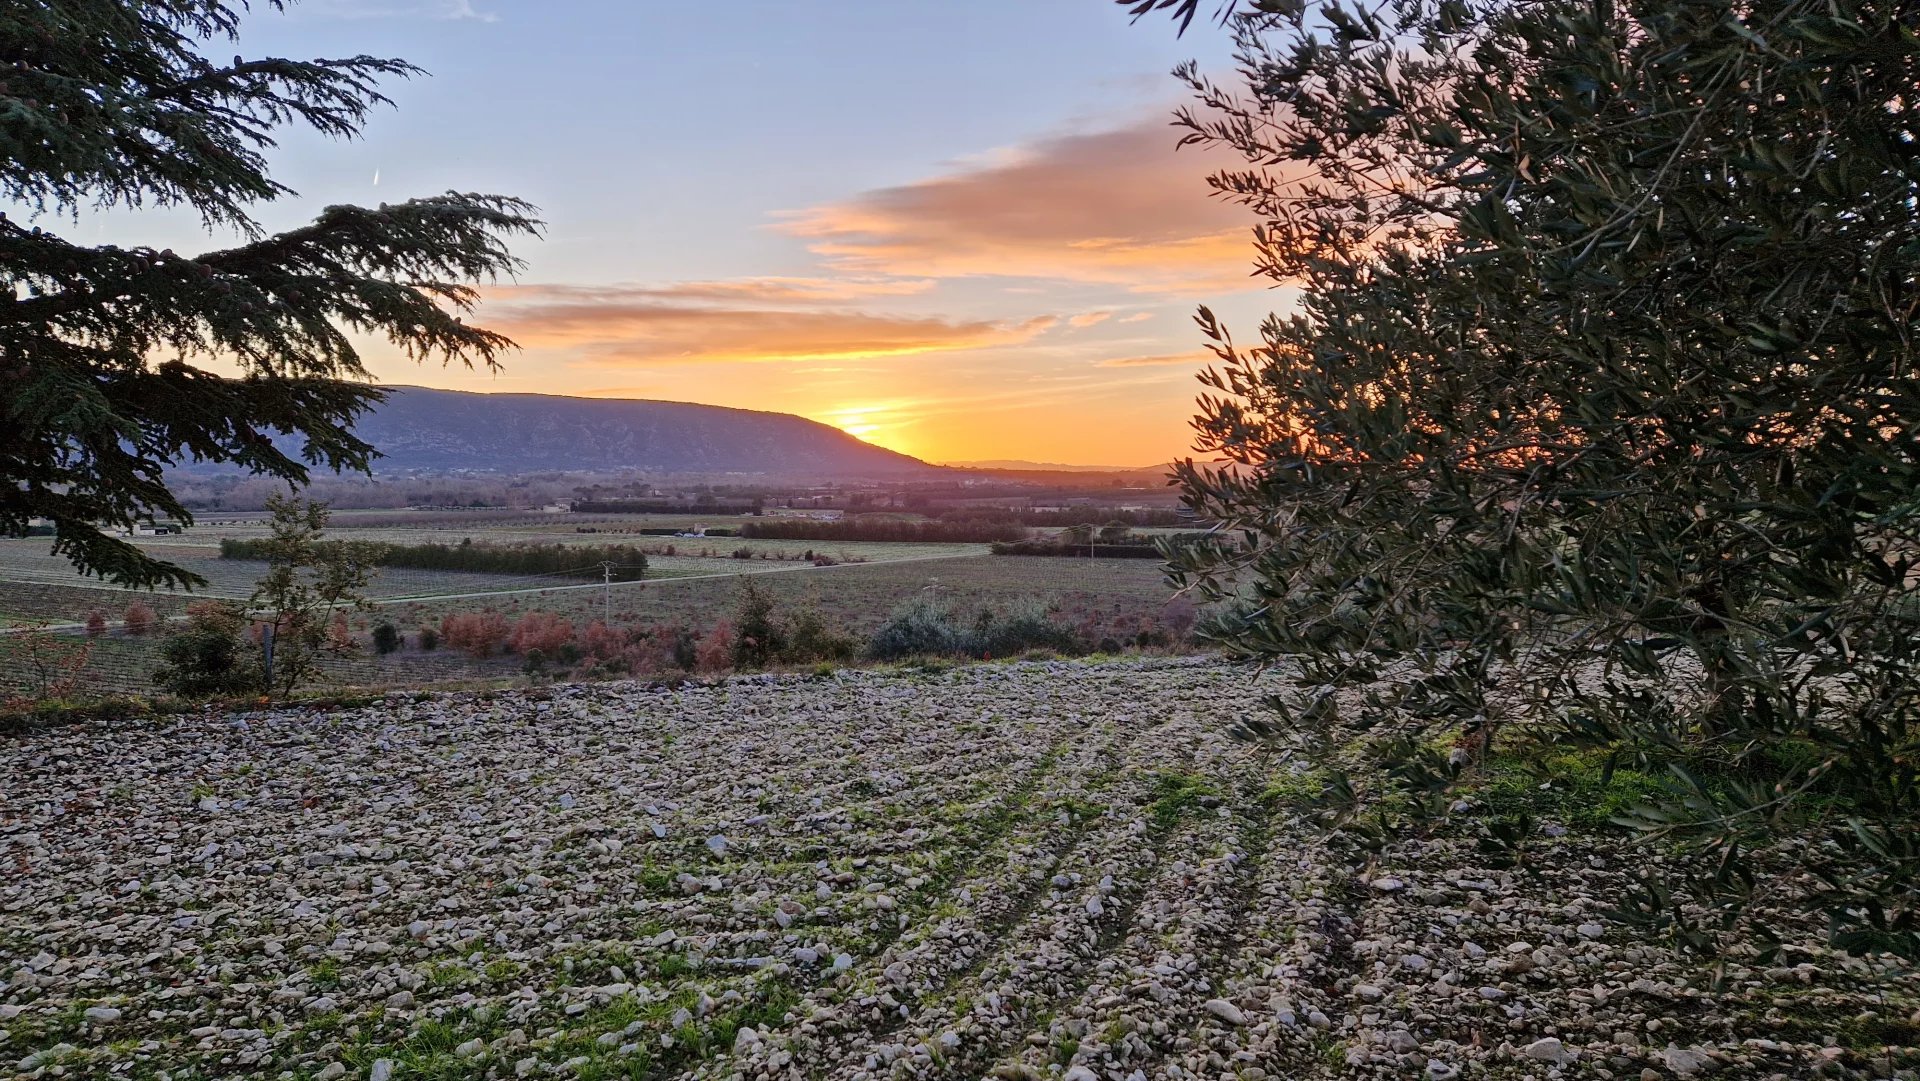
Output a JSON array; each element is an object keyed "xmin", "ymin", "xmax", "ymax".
[
  {"xmin": 992, "ymin": 533, "xmax": 1234, "ymax": 559},
  {"xmin": 571, "ymin": 500, "xmax": 759, "ymax": 515},
  {"xmin": 934, "ymin": 507, "xmax": 1187, "ymax": 528},
  {"xmin": 736, "ymin": 519, "xmax": 1026, "ymax": 543},
  {"xmin": 220, "ymin": 538, "xmax": 647, "ymax": 581}
]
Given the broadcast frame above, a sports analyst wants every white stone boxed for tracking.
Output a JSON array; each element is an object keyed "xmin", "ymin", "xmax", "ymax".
[
  {"xmin": 1524, "ymin": 1037, "xmax": 1573, "ymax": 1065},
  {"xmin": 1203, "ymin": 999, "xmax": 1246, "ymax": 1025}
]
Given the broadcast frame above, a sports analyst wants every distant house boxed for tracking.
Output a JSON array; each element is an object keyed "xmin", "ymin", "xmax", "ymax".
[
  {"xmin": 133, "ymin": 522, "xmax": 182, "ymax": 537},
  {"xmin": 539, "ymin": 502, "xmax": 572, "ymax": 514}
]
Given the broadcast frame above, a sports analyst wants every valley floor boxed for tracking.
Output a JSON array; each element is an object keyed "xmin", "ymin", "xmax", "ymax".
[{"xmin": 2, "ymin": 658, "xmax": 1916, "ymax": 1080}]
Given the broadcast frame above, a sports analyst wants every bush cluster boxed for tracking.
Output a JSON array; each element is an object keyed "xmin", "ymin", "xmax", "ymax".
[{"xmin": 866, "ymin": 595, "xmax": 1082, "ymax": 662}]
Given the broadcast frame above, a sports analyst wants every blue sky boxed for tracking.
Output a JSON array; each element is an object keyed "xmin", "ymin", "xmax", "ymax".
[{"xmin": 62, "ymin": 1, "xmax": 1289, "ymax": 464}]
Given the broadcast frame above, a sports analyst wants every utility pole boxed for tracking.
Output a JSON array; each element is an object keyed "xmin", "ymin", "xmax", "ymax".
[{"xmin": 600, "ymin": 561, "xmax": 616, "ymax": 624}]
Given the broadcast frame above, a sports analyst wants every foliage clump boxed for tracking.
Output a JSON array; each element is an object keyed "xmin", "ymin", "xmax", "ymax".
[
  {"xmin": 0, "ymin": 0, "xmax": 538, "ymax": 589},
  {"xmin": 154, "ymin": 601, "xmax": 257, "ymax": 699},
  {"xmin": 866, "ymin": 593, "xmax": 1083, "ymax": 662},
  {"xmin": 249, "ymin": 494, "xmax": 375, "ymax": 697},
  {"xmin": 1156, "ymin": 0, "xmax": 1920, "ymax": 956}
]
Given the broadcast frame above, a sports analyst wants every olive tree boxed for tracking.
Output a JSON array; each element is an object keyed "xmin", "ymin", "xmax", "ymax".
[{"xmin": 1149, "ymin": 0, "xmax": 1920, "ymax": 955}]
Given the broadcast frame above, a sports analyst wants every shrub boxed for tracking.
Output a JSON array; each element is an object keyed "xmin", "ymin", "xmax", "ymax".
[
  {"xmin": 83, "ymin": 609, "xmax": 107, "ymax": 638},
  {"xmin": 153, "ymin": 602, "xmax": 256, "ymax": 698},
  {"xmin": 731, "ymin": 547, "xmax": 754, "ymax": 560},
  {"xmin": 695, "ymin": 621, "xmax": 734, "ymax": 673},
  {"xmin": 0, "ymin": 625, "xmax": 93, "ymax": 707},
  {"xmin": 441, "ymin": 611, "xmax": 509, "ymax": 658},
  {"xmin": 965, "ymin": 599, "xmax": 1081, "ymax": 659},
  {"xmin": 371, "ymin": 622, "xmax": 402, "ymax": 655},
  {"xmin": 122, "ymin": 601, "xmax": 157, "ymax": 636},
  {"xmin": 867, "ymin": 595, "xmax": 963, "ymax": 661},
  {"xmin": 668, "ymin": 624, "xmax": 699, "ymax": 672},
  {"xmin": 508, "ymin": 611, "xmax": 574, "ymax": 656},
  {"xmin": 326, "ymin": 611, "xmax": 354, "ymax": 651},
  {"xmin": 416, "ymin": 625, "xmax": 440, "ymax": 651},
  {"xmin": 1160, "ymin": 597, "xmax": 1198, "ymax": 643},
  {"xmin": 730, "ymin": 580, "xmax": 786, "ymax": 669},
  {"xmin": 784, "ymin": 605, "xmax": 858, "ymax": 664}
]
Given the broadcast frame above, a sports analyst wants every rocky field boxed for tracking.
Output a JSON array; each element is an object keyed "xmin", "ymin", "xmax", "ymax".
[{"xmin": 3, "ymin": 658, "xmax": 1916, "ymax": 1080}]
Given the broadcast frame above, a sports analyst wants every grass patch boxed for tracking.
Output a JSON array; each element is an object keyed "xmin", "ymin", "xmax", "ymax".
[
  {"xmin": 1146, "ymin": 769, "xmax": 1222, "ymax": 828},
  {"xmin": 1473, "ymin": 747, "xmax": 1670, "ymax": 829}
]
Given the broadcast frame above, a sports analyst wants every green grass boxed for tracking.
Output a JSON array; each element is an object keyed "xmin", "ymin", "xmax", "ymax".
[
  {"xmin": 1473, "ymin": 747, "xmax": 1670, "ymax": 828},
  {"xmin": 306, "ymin": 958, "xmax": 343, "ymax": 991},
  {"xmin": 1146, "ymin": 769, "xmax": 1223, "ymax": 828}
]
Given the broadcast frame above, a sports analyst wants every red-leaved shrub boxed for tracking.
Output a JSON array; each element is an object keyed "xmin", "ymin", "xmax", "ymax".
[
  {"xmin": 695, "ymin": 620, "xmax": 734, "ymax": 674},
  {"xmin": 441, "ymin": 611, "xmax": 510, "ymax": 658},
  {"xmin": 122, "ymin": 601, "xmax": 157, "ymax": 636},
  {"xmin": 508, "ymin": 611, "xmax": 574, "ymax": 655}
]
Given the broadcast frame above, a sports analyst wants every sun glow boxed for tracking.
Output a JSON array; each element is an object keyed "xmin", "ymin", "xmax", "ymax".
[{"xmin": 822, "ymin": 402, "xmax": 916, "ymax": 456}]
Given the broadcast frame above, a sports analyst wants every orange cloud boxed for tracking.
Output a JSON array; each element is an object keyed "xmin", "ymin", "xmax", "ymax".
[
  {"xmin": 1068, "ymin": 310, "xmax": 1114, "ymax": 329},
  {"xmin": 480, "ymin": 284, "xmax": 1057, "ymax": 365},
  {"xmin": 778, "ymin": 118, "xmax": 1260, "ymax": 295},
  {"xmin": 486, "ymin": 276, "xmax": 935, "ymax": 305},
  {"xmin": 1096, "ymin": 350, "xmax": 1212, "ymax": 367}
]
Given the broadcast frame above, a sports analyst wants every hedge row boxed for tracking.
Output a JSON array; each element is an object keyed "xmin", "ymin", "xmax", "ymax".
[
  {"xmin": 219, "ymin": 539, "xmax": 648, "ymax": 581},
  {"xmin": 570, "ymin": 500, "xmax": 759, "ymax": 515},
  {"xmin": 990, "ymin": 541, "xmax": 1167, "ymax": 559},
  {"xmin": 738, "ymin": 519, "xmax": 1025, "ymax": 543}
]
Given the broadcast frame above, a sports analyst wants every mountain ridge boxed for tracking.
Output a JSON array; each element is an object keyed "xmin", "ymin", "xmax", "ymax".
[{"xmin": 333, "ymin": 386, "xmax": 935, "ymax": 476}]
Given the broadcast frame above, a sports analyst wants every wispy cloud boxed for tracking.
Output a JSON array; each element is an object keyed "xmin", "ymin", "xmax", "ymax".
[
  {"xmin": 487, "ymin": 277, "xmax": 935, "ymax": 306},
  {"xmin": 479, "ymin": 283, "xmax": 1056, "ymax": 365},
  {"xmin": 778, "ymin": 117, "xmax": 1258, "ymax": 296},
  {"xmin": 1095, "ymin": 350, "xmax": 1212, "ymax": 368}
]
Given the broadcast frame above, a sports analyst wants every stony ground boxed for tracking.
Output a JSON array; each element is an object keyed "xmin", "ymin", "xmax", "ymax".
[{"xmin": 3, "ymin": 657, "xmax": 1916, "ymax": 1081}]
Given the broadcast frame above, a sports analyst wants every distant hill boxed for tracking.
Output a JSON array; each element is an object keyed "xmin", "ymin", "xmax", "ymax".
[{"xmin": 339, "ymin": 387, "xmax": 934, "ymax": 476}]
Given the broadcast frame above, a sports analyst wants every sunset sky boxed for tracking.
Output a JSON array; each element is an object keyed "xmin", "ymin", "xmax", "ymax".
[{"xmin": 62, "ymin": 1, "xmax": 1293, "ymax": 466}]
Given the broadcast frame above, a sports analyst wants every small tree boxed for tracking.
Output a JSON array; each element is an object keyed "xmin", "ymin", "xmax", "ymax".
[
  {"xmin": 121, "ymin": 601, "xmax": 157, "ymax": 637},
  {"xmin": 153, "ymin": 601, "xmax": 256, "ymax": 699},
  {"xmin": 370, "ymin": 622, "xmax": 402, "ymax": 656},
  {"xmin": 0, "ymin": 624, "xmax": 92, "ymax": 706},
  {"xmin": 250, "ymin": 494, "xmax": 375, "ymax": 698},
  {"xmin": 731, "ymin": 578, "xmax": 786, "ymax": 669},
  {"xmin": 83, "ymin": 609, "xmax": 107, "ymax": 639}
]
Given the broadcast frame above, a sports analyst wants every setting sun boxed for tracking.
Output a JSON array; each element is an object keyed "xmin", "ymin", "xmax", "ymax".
[{"xmin": 820, "ymin": 402, "xmax": 916, "ymax": 456}]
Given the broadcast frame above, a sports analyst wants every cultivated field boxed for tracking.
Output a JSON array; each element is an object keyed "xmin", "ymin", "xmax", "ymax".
[
  {"xmin": 0, "ymin": 514, "xmax": 1185, "ymax": 698},
  {"xmin": 4, "ymin": 657, "xmax": 1913, "ymax": 1080}
]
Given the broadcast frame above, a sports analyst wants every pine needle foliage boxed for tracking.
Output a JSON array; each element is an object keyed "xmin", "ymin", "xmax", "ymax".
[
  {"xmin": 0, "ymin": 1, "xmax": 541, "ymax": 589},
  {"xmin": 1155, "ymin": 0, "xmax": 1920, "ymax": 956}
]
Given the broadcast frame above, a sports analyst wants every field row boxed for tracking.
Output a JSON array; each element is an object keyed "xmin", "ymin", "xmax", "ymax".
[{"xmin": 5, "ymin": 658, "xmax": 1908, "ymax": 1079}]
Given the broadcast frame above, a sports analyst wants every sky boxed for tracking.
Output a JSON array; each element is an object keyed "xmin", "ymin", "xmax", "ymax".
[{"xmin": 55, "ymin": 0, "xmax": 1296, "ymax": 466}]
